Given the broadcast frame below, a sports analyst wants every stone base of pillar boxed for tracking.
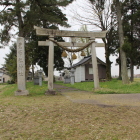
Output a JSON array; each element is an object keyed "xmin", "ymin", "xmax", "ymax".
[
  {"xmin": 15, "ymin": 90, "xmax": 29, "ymax": 96},
  {"xmin": 45, "ymin": 90, "xmax": 56, "ymax": 95}
]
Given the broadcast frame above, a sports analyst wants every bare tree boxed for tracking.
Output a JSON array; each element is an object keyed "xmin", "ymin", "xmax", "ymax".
[
  {"xmin": 70, "ymin": 0, "xmax": 117, "ymax": 80},
  {"xmin": 62, "ymin": 37, "xmax": 80, "ymax": 68},
  {"xmin": 76, "ymin": 25, "xmax": 91, "ymax": 56},
  {"xmin": 62, "ymin": 25, "xmax": 91, "ymax": 68}
]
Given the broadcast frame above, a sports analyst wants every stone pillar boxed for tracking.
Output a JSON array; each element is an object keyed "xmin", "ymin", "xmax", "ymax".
[
  {"xmin": 70, "ymin": 68, "xmax": 75, "ymax": 85},
  {"xmin": 15, "ymin": 37, "xmax": 29, "ymax": 95},
  {"xmin": 38, "ymin": 70, "xmax": 43, "ymax": 86},
  {"xmin": 46, "ymin": 36, "xmax": 56, "ymax": 94},
  {"xmin": 90, "ymin": 38, "xmax": 100, "ymax": 89}
]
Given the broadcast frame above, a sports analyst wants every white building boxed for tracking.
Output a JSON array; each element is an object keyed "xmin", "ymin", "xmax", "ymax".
[
  {"xmin": 0, "ymin": 67, "xmax": 11, "ymax": 83},
  {"xmin": 71, "ymin": 56, "xmax": 106, "ymax": 82}
]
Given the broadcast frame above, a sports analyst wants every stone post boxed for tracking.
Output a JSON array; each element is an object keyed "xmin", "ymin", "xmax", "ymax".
[
  {"xmin": 90, "ymin": 38, "xmax": 100, "ymax": 89},
  {"xmin": 46, "ymin": 36, "xmax": 56, "ymax": 94},
  {"xmin": 70, "ymin": 68, "xmax": 75, "ymax": 85},
  {"xmin": 15, "ymin": 37, "xmax": 29, "ymax": 95},
  {"xmin": 38, "ymin": 70, "xmax": 43, "ymax": 86}
]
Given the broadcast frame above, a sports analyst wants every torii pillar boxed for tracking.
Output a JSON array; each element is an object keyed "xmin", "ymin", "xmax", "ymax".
[
  {"xmin": 39, "ymin": 39, "xmax": 104, "ymax": 91},
  {"xmin": 34, "ymin": 26, "xmax": 107, "ymax": 93},
  {"xmin": 46, "ymin": 36, "xmax": 55, "ymax": 94},
  {"xmin": 91, "ymin": 38, "xmax": 100, "ymax": 89}
]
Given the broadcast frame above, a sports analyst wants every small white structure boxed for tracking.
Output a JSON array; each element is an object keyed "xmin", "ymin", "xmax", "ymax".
[
  {"xmin": 0, "ymin": 72, "xmax": 4, "ymax": 83},
  {"xmin": 69, "ymin": 68, "xmax": 75, "ymax": 85},
  {"xmin": 74, "ymin": 66, "xmax": 85, "ymax": 83},
  {"xmin": 127, "ymin": 68, "xmax": 131, "ymax": 78},
  {"xmin": 71, "ymin": 56, "xmax": 106, "ymax": 82},
  {"xmin": 0, "ymin": 67, "xmax": 11, "ymax": 83}
]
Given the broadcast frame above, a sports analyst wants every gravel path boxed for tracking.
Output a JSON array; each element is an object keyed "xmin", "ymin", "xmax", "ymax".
[{"xmin": 54, "ymin": 84, "xmax": 140, "ymax": 107}]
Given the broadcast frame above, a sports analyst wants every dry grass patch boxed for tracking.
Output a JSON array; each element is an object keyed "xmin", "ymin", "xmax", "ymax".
[
  {"xmin": 0, "ymin": 94, "xmax": 140, "ymax": 140},
  {"xmin": 134, "ymin": 78, "xmax": 140, "ymax": 82},
  {"xmin": 0, "ymin": 82, "xmax": 140, "ymax": 139},
  {"xmin": 0, "ymin": 85, "xmax": 7, "ymax": 90}
]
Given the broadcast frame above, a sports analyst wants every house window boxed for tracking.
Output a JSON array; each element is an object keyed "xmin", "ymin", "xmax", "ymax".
[
  {"xmin": 0, "ymin": 79, "xmax": 1, "ymax": 81},
  {"xmin": 89, "ymin": 68, "xmax": 93, "ymax": 74}
]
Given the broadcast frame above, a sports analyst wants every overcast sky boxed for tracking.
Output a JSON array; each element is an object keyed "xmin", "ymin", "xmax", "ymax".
[
  {"xmin": 0, "ymin": 0, "xmax": 140, "ymax": 76},
  {"xmin": 59, "ymin": 0, "xmax": 140, "ymax": 76}
]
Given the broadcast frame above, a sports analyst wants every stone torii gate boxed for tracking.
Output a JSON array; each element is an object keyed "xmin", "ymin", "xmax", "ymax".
[{"xmin": 34, "ymin": 26, "xmax": 107, "ymax": 94}]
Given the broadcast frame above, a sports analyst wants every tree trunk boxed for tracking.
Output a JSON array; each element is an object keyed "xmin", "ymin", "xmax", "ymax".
[
  {"xmin": 16, "ymin": 0, "xmax": 24, "ymax": 37},
  {"xmin": 116, "ymin": 0, "xmax": 129, "ymax": 84},
  {"xmin": 130, "ymin": 2, "xmax": 134, "ymax": 82},
  {"xmin": 32, "ymin": 63, "xmax": 34, "ymax": 80},
  {"xmin": 25, "ymin": 69, "xmax": 29, "ymax": 81},
  {"xmin": 130, "ymin": 60, "xmax": 134, "ymax": 82},
  {"xmin": 103, "ymin": 38, "xmax": 112, "ymax": 80},
  {"xmin": 118, "ymin": 52, "xmax": 122, "ymax": 79},
  {"xmin": 68, "ymin": 57, "xmax": 73, "ymax": 67},
  {"xmin": 105, "ymin": 47, "xmax": 112, "ymax": 80}
]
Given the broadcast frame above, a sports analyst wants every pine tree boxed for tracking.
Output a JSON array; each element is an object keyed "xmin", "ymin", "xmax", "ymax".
[
  {"xmin": 4, "ymin": 44, "xmax": 17, "ymax": 82},
  {"xmin": 0, "ymin": 0, "xmax": 74, "ymax": 41},
  {"xmin": 0, "ymin": 0, "xmax": 74, "ymax": 78},
  {"xmin": 122, "ymin": 0, "xmax": 140, "ymax": 82}
]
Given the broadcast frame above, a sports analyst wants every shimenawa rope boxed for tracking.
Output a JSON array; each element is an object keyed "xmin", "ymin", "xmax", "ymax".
[{"xmin": 48, "ymin": 39, "xmax": 95, "ymax": 52}]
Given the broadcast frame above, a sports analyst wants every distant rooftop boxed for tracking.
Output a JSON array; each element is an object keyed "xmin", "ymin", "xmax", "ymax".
[{"xmin": 71, "ymin": 55, "xmax": 106, "ymax": 68}]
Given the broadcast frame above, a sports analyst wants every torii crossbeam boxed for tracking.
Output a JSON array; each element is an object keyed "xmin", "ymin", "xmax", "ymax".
[{"xmin": 34, "ymin": 26, "xmax": 107, "ymax": 94}]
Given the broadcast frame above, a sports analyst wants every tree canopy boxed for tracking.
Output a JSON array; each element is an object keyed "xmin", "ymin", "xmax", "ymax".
[
  {"xmin": 0, "ymin": 0, "xmax": 74, "ymax": 41},
  {"xmin": 3, "ymin": 44, "xmax": 17, "ymax": 82},
  {"xmin": 72, "ymin": 0, "xmax": 118, "ymax": 80},
  {"xmin": 0, "ymin": 0, "xmax": 75, "ymax": 78},
  {"xmin": 122, "ymin": 0, "xmax": 140, "ymax": 81},
  {"xmin": 1, "ymin": 0, "xmax": 140, "ymax": 83}
]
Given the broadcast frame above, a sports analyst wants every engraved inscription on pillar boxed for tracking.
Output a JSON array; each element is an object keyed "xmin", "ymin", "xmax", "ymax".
[
  {"xmin": 17, "ymin": 42, "xmax": 24, "ymax": 77},
  {"xmin": 17, "ymin": 37, "xmax": 26, "ymax": 91}
]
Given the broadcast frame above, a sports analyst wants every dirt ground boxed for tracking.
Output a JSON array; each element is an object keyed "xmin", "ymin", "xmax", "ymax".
[
  {"xmin": 0, "ymin": 84, "xmax": 140, "ymax": 139},
  {"xmin": 54, "ymin": 84, "xmax": 140, "ymax": 107},
  {"xmin": 0, "ymin": 85, "xmax": 6, "ymax": 89}
]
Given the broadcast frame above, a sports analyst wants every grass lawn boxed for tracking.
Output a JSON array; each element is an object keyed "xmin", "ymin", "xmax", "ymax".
[
  {"xmin": 0, "ymin": 80, "xmax": 140, "ymax": 139},
  {"xmin": 56, "ymin": 78, "xmax": 140, "ymax": 94}
]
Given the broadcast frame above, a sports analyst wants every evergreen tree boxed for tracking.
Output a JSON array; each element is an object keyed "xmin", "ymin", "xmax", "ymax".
[
  {"xmin": 0, "ymin": 0, "xmax": 73, "ymax": 41},
  {"xmin": 0, "ymin": 0, "xmax": 74, "ymax": 77},
  {"xmin": 31, "ymin": 34, "xmax": 65, "ymax": 76},
  {"xmin": 122, "ymin": 0, "xmax": 140, "ymax": 82},
  {"xmin": 4, "ymin": 44, "xmax": 17, "ymax": 82}
]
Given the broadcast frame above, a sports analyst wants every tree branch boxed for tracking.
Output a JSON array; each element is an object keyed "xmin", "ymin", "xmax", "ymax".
[{"xmin": 0, "ymin": 6, "xmax": 7, "ymax": 13}]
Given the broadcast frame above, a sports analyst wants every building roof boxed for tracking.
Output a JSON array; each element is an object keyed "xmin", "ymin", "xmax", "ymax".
[
  {"xmin": 71, "ymin": 55, "xmax": 106, "ymax": 68},
  {"xmin": 0, "ymin": 67, "xmax": 9, "ymax": 75}
]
